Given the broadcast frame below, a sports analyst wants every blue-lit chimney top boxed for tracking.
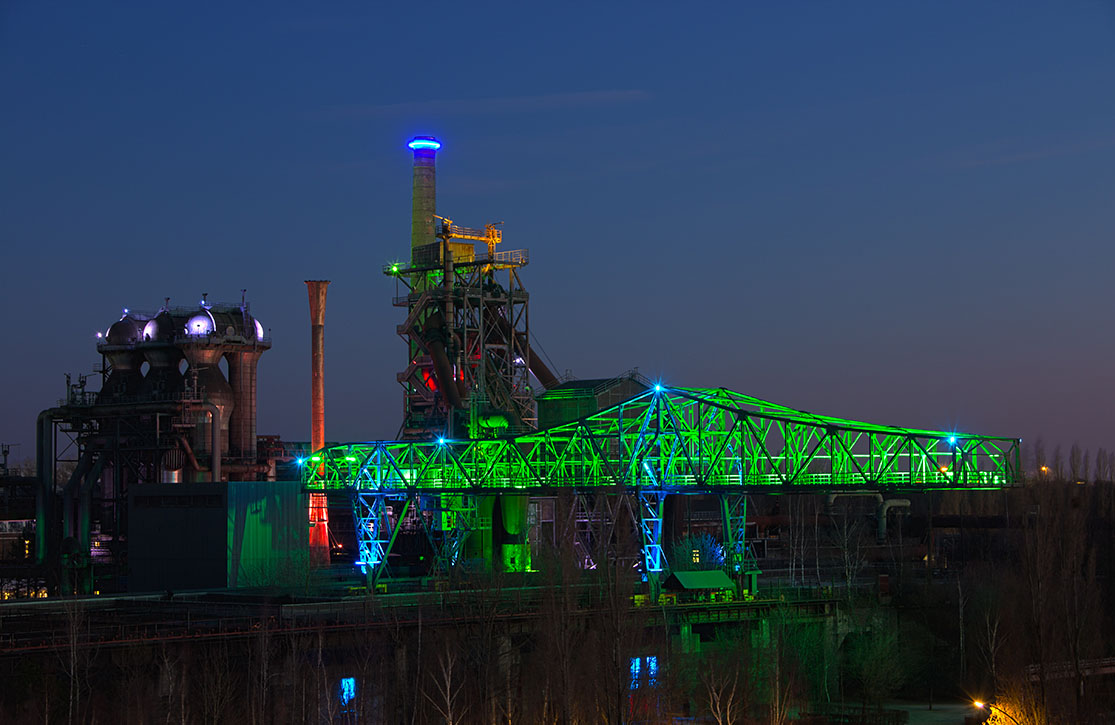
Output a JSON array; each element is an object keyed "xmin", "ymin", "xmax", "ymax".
[{"xmin": 408, "ymin": 136, "xmax": 442, "ymax": 151}]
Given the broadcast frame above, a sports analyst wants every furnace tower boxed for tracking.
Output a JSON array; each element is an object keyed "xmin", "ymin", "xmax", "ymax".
[{"xmin": 388, "ymin": 136, "xmax": 557, "ymax": 440}]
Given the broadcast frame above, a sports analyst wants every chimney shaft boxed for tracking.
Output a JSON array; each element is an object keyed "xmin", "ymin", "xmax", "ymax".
[
  {"xmin": 305, "ymin": 280, "xmax": 331, "ymax": 566},
  {"xmin": 305, "ymin": 280, "xmax": 330, "ymax": 456},
  {"xmin": 408, "ymin": 136, "xmax": 441, "ymax": 260}
]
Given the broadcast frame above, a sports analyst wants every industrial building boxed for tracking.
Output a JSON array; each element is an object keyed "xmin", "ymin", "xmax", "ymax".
[
  {"xmin": 19, "ymin": 136, "xmax": 1020, "ymax": 600},
  {"xmin": 32, "ymin": 294, "xmax": 303, "ymax": 594}
]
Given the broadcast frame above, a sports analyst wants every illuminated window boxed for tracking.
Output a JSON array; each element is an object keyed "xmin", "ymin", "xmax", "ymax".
[
  {"xmin": 338, "ymin": 677, "xmax": 357, "ymax": 707},
  {"xmin": 692, "ymin": 549, "xmax": 700, "ymax": 564},
  {"xmin": 629, "ymin": 656, "xmax": 659, "ymax": 689}
]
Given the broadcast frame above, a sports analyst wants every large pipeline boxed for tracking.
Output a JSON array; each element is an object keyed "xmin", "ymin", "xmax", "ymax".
[
  {"xmin": 421, "ymin": 311, "xmax": 465, "ymax": 410},
  {"xmin": 198, "ymin": 401, "xmax": 222, "ymax": 482},
  {"xmin": 176, "ymin": 434, "xmax": 203, "ymax": 475},
  {"xmin": 483, "ymin": 303, "xmax": 559, "ymax": 389},
  {"xmin": 35, "ymin": 408, "xmax": 63, "ymax": 565},
  {"xmin": 61, "ymin": 450, "xmax": 94, "ymax": 543},
  {"xmin": 227, "ymin": 350, "xmax": 263, "ymax": 459},
  {"xmin": 877, "ymin": 498, "xmax": 911, "ymax": 541},
  {"xmin": 76, "ymin": 456, "xmax": 106, "ymax": 566}
]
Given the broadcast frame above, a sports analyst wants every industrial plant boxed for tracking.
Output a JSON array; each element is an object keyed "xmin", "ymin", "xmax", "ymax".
[{"xmin": 5, "ymin": 136, "xmax": 1111, "ymax": 724}]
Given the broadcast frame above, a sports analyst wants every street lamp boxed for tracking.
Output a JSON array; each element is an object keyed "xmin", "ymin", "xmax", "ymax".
[{"xmin": 973, "ymin": 700, "xmax": 1022, "ymax": 725}]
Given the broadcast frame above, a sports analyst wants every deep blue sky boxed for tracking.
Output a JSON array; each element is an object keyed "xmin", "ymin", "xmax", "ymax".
[{"xmin": 3, "ymin": 2, "xmax": 1114, "ymax": 464}]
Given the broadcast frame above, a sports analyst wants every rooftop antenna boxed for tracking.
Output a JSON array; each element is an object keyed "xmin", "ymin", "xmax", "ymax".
[{"xmin": 0, "ymin": 443, "xmax": 16, "ymax": 476}]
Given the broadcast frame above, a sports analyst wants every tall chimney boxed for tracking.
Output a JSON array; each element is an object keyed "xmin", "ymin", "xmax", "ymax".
[
  {"xmin": 305, "ymin": 280, "xmax": 330, "ymax": 455},
  {"xmin": 305, "ymin": 280, "xmax": 330, "ymax": 566},
  {"xmin": 408, "ymin": 135, "xmax": 441, "ymax": 259}
]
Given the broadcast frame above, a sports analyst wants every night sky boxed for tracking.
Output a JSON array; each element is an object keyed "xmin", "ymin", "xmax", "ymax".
[{"xmin": 3, "ymin": 3, "xmax": 1114, "ymax": 463}]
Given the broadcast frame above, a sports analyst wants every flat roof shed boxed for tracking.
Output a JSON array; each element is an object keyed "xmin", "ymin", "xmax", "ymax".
[{"xmin": 662, "ymin": 570, "xmax": 737, "ymax": 591}]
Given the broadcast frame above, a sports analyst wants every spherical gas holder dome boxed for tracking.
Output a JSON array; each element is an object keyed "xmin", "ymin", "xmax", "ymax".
[
  {"xmin": 185, "ymin": 308, "xmax": 216, "ymax": 337},
  {"xmin": 142, "ymin": 310, "xmax": 177, "ymax": 343},
  {"xmin": 105, "ymin": 316, "xmax": 143, "ymax": 346}
]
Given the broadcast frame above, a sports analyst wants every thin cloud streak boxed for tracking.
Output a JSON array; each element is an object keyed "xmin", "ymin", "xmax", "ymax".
[
  {"xmin": 322, "ymin": 90, "xmax": 652, "ymax": 119},
  {"xmin": 947, "ymin": 134, "xmax": 1115, "ymax": 169}
]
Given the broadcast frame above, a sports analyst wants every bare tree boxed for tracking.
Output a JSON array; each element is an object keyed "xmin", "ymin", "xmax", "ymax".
[
  {"xmin": 198, "ymin": 641, "xmax": 238, "ymax": 724},
  {"xmin": 1031, "ymin": 437, "xmax": 1046, "ymax": 477},
  {"xmin": 694, "ymin": 639, "xmax": 750, "ymax": 725},
  {"xmin": 844, "ymin": 610, "xmax": 907, "ymax": 707},
  {"xmin": 1069, "ymin": 443, "xmax": 1082, "ymax": 481},
  {"xmin": 977, "ymin": 607, "xmax": 1007, "ymax": 691},
  {"xmin": 1052, "ymin": 485, "xmax": 1101, "ymax": 720},
  {"xmin": 829, "ymin": 506, "xmax": 867, "ymax": 595},
  {"xmin": 424, "ymin": 642, "xmax": 466, "ymax": 725},
  {"xmin": 315, "ymin": 628, "xmax": 340, "ymax": 724},
  {"xmin": 157, "ymin": 644, "xmax": 189, "ymax": 724},
  {"xmin": 57, "ymin": 597, "xmax": 96, "ymax": 725},
  {"xmin": 248, "ymin": 616, "xmax": 274, "ymax": 724}
]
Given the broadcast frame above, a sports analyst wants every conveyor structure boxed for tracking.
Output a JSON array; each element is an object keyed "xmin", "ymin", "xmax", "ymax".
[{"xmin": 304, "ymin": 385, "xmax": 1020, "ymax": 583}]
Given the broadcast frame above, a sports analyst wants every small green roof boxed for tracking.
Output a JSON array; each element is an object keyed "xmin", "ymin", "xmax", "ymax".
[{"xmin": 663, "ymin": 570, "xmax": 736, "ymax": 591}]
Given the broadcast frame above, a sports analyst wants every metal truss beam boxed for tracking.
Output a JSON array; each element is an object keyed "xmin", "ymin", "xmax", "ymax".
[{"xmin": 305, "ymin": 386, "xmax": 1021, "ymax": 495}]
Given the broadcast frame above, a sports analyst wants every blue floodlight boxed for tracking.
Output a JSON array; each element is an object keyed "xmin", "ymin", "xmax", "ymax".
[
  {"xmin": 948, "ymin": 436, "xmax": 957, "ymax": 445},
  {"xmin": 437, "ymin": 437, "xmax": 446, "ymax": 446},
  {"xmin": 296, "ymin": 458, "xmax": 304, "ymax": 466},
  {"xmin": 654, "ymin": 384, "xmax": 663, "ymax": 393},
  {"xmin": 408, "ymin": 136, "xmax": 441, "ymax": 151}
]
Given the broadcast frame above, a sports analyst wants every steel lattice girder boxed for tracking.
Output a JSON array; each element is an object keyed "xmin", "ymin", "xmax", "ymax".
[{"xmin": 303, "ymin": 387, "xmax": 1021, "ymax": 494}]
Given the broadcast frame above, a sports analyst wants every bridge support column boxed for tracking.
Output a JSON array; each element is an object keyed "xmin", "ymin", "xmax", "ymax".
[
  {"xmin": 353, "ymin": 492, "xmax": 390, "ymax": 586},
  {"xmin": 428, "ymin": 493, "xmax": 479, "ymax": 575},
  {"xmin": 354, "ymin": 492, "xmax": 414, "ymax": 586},
  {"xmin": 721, "ymin": 493, "xmax": 758, "ymax": 596},
  {"xmin": 636, "ymin": 490, "xmax": 667, "ymax": 599}
]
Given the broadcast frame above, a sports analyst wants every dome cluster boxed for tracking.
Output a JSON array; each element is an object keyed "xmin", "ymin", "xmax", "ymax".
[{"xmin": 97, "ymin": 296, "xmax": 267, "ymax": 348}]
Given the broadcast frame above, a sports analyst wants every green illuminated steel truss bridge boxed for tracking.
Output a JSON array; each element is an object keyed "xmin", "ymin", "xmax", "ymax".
[{"xmin": 304, "ymin": 386, "xmax": 1021, "ymax": 581}]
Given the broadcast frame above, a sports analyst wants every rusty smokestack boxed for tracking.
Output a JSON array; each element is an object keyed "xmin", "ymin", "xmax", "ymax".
[
  {"xmin": 305, "ymin": 280, "xmax": 330, "ymax": 455},
  {"xmin": 408, "ymin": 135, "xmax": 441, "ymax": 259},
  {"xmin": 305, "ymin": 280, "xmax": 331, "ymax": 566}
]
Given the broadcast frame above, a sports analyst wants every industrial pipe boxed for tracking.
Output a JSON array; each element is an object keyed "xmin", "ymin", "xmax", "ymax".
[
  {"xmin": 197, "ymin": 401, "xmax": 222, "ymax": 482},
  {"xmin": 176, "ymin": 434, "xmax": 202, "ymax": 475},
  {"xmin": 876, "ymin": 498, "xmax": 911, "ymax": 541},
  {"xmin": 825, "ymin": 492, "xmax": 882, "ymax": 512},
  {"xmin": 61, "ymin": 450, "xmax": 94, "ymax": 543},
  {"xmin": 227, "ymin": 350, "xmax": 263, "ymax": 459},
  {"xmin": 76, "ymin": 456, "xmax": 106, "ymax": 571},
  {"xmin": 421, "ymin": 311, "xmax": 465, "ymax": 410},
  {"xmin": 35, "ymin": 408, "xmax": 62, "ymax": 565}
]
